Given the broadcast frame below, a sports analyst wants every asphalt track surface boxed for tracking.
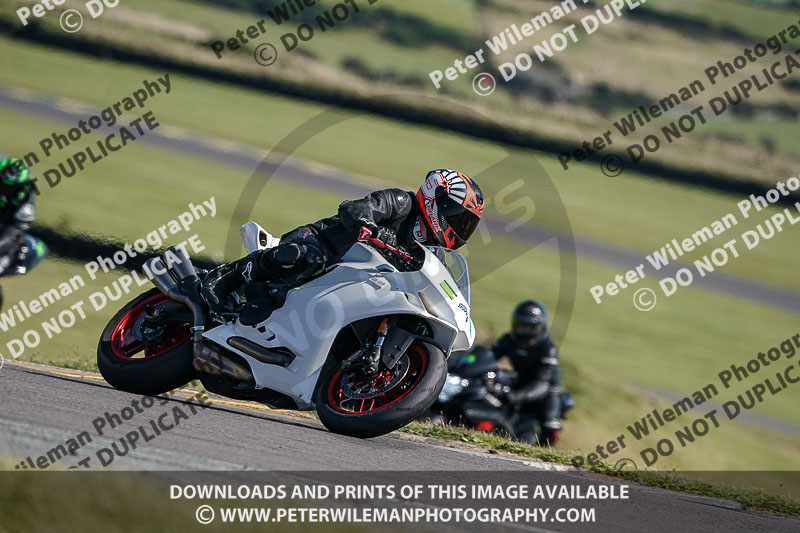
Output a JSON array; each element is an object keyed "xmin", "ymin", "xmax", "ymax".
[
  {"xmin": 2, "ymin": 84, "xmax": 800, "ymax": 315},
  {"xmin": 1, "ymin": 360, "xmax": 798, "ymax": 533}
]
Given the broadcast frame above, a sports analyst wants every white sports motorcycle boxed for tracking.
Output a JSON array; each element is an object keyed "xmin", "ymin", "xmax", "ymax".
[{"xmin": 97, "ymin": 223, "xmax": 475, "ymax": 438}]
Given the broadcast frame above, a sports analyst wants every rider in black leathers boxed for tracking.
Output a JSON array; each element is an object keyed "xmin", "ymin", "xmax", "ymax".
[
  {"xmin": 202, "ymin": 169, "xmax": 485, "ymax": 312},
  {"xmin": 492, "ymin": 300, "xmax": 563, "ymax": 445},
  {"xmin": 0, "ymin": 158, "xmax": 36, "ymax": 307}
]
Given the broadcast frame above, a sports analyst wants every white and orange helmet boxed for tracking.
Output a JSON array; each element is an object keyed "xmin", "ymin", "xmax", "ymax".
[{"xmin": 416, "ymin": 169, "xmax": 484, "ymax": 250}]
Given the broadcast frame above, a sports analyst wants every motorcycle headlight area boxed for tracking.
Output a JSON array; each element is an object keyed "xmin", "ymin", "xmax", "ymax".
[{"xmin": 438, "ymin": 375, "xmax": 468, "ymax": 403}]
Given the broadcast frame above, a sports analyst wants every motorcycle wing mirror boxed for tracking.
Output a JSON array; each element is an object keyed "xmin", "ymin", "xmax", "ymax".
[{"xmin": 241, "ymin": 222, "xmax": 280, "ymax": 253}]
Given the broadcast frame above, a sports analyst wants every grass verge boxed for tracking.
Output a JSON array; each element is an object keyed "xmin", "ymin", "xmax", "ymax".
[{"xmin": 400, "ymin": 422, "xmax": 800, "ymax": 518}]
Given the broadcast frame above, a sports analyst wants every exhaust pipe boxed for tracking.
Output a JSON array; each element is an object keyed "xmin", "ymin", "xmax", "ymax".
[
  {"xmin": 228, "ymin": 337, "xmax": 293, "ymax": 367},
  {"xmin": 146, "ymin": 257, "xmax": 178, "ymax": 296},
  {"xmin": 169, "ymin": 280, "xmax": 252, "ymax": 383},
  {"xmin": 146, "ymin": 249, "xmax": 254, "ymax": 384},
  {"xmin": 165, "ymin": 245, "xmax": 198, "ymax": 281},
  {"xmin": 197, "ymin": 344, "xmax": 255, "ymax": 383}
]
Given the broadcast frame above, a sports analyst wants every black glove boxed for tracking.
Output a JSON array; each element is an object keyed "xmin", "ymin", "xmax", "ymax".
[{"xmin": 373, "ymin": 227, "xmax": 397, "ymax": 248}]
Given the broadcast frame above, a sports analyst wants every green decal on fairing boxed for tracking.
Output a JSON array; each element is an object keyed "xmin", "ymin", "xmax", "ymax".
[
  {"xmin": 440, "ymin": 280, "xmax": 457, "ymax": 299},
  {"xmin": 35, "ymin": 240, "xmax": 46, "ymax": 257}
]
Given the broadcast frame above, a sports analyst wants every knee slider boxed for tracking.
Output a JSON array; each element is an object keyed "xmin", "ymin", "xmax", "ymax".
[{"xmin": 273, "ymin": 243, "xmax": 304, "ymax": 266}]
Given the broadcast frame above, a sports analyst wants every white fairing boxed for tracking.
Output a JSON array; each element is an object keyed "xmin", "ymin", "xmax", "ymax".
[{"xmin": 202, "ymin": 229, "xmax": 475, "ymax": 409}]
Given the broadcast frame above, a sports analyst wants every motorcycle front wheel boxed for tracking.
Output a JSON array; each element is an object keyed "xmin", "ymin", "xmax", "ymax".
[
  {"xmin": 315, "ymin": 341, "xmax": 447, "ymax": 438},
  {"xmin": 97, "ymin": 288, "xmax": 195, "ymax": 396}
]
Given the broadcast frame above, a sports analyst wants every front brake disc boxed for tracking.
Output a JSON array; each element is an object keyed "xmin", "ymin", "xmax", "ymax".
[{"xmin": 340, "ymin": 354, "xmax": 410, "ymax": 399}]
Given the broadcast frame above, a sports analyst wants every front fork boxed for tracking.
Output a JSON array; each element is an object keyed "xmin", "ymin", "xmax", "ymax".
[
  {"xmin": 342, "ymin": 317, "xmax": 393, "ymax": 378},
  {"xmin": 341, "ymin": 316, "xmax": 426, "ymax": 382}
]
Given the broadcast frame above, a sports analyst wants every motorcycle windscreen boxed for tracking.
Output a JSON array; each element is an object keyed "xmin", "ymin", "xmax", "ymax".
[{"xmin": 429, "ymin": 246, "xmax": 470, "ymax": 304}]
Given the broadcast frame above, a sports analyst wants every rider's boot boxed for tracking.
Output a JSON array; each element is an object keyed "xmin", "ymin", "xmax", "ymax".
[
  {"xmin": 200, "ymin": 242, "xmax": 327, "ymax": 314},
  {"xmin": 542, "ymin": 420, "xmax": 562, "ymax": 445},
  {"xmin": 200, "ymin": 257, "xmax": 253, "ymax": 314}
]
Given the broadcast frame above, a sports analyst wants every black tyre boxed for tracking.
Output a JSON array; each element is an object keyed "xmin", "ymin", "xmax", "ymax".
[
  {"xmin": 315, "ymin": 341, "xmax": 447, "ymax": 438},
  {"xmin": 97, "ymin": 287, "xmax": 194, "ymax": 396}
]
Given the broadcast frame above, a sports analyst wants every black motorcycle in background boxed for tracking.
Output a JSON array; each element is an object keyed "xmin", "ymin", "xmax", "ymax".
[{"xmin": 422, "ymin": 346, "xmax": 574, "ymax": 445}]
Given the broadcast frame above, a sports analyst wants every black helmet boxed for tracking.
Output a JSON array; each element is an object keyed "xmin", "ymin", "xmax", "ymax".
[
  {"xmin": 511, "ymin": 300, "xmax": 548, "ymax": 343},
  {"xmin": 0, "ymin": 158, "xmax": 32, "ymax": 210}
]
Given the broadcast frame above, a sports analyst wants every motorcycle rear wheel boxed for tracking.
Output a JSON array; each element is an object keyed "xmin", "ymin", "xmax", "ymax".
[
  {"xmin": 97, "ymin": 288, "xmax": 194, "ymax": 396},
  {"xmin": 315, "ymin": 341, "xmax": 446, "ymax": 438}
]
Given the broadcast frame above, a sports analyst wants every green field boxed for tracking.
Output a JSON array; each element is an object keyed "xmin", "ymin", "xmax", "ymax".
[
  {"xmin": 4, "ymin": 0, "xmax": 799, "ymax": 186},
  {"xmin": 648, "ymin": 0, "xmax": 800, "ymax": 40}
]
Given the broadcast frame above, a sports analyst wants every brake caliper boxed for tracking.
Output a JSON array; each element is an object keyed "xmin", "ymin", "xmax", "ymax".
[
  {"xmin": 341, "ymin": 318, "xmax": 392, "ymax": 377},
  {"xmin": 340, "ymin": 355, "xmax": 410, "ymax": 399}
]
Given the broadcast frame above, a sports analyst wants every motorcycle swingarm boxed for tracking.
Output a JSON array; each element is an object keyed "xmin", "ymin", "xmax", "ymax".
[{"xmin": 144, "ymin": 301, "xmax": 193, "ymax": 325}]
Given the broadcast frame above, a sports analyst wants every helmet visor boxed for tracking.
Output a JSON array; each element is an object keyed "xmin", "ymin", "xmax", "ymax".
[
  {"xmin": 0, "ymin": 181, "xmax": 32, "ymax": 207},
  {"xmin": 0, "ymin": 159, "xmax": 29, "ymax": 186},
  {"xmin": 513, "ymin": 319, "xmax": 545, "ymax": 339},
  {"xmin": 437, "ymin": 193, "xmax": 481, "ymax": 241}
]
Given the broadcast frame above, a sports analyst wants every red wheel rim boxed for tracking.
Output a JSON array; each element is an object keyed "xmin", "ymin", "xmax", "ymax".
[
  {"xmin": 327, "ymin": 343, "xmax": 428, "ymax": 414},
  {"xmin": 110, "ymin": 293, "xmax": 191, "ymax": 360}
]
